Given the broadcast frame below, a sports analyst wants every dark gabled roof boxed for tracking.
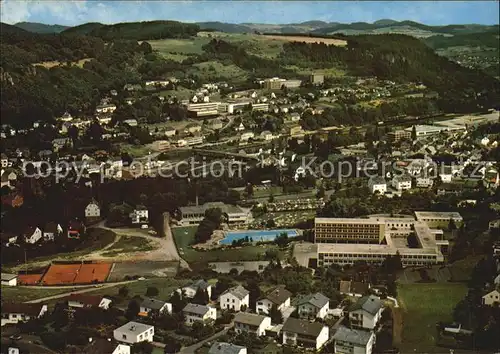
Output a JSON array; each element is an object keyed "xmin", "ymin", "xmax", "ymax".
[
  {"xmin": 141, "ymin": 297, "xmax": 169, "ymax": 310},
  {"xmin": 262, "ymin": 286, "xmax": 292, "ymax": 305},
  {"xmin": 209, "ymin": 342, "xmax": 246, "ymax": 354},
  {"xmin": 221, "ymin": 285, "xmax": 249, "ymax": 300},
  {"xmin": 282, "ymin": 317, "xmax": 326, "ymax": 337},
  {"xmin": 295, "ymin": 293, "xmax": 329, "ymax": 309},
  {"xmin": 183, "ymin": 303, "xmax": 210, "ymax": 316},
  {"xmin": 1, "ymin": 273, "xmax": 17, "ymax": 281},
  {"xmin": 233, "ymin": 312, "xmax": 268, "ymax": 327},
  {"xmin": 332, "ymin": 325, "xmax": 374, "ymax": 346},
  {"xmin": 84, "ymin": 339, "xmax": 119, "ymax": 354},
  {"xmin": 186, "ymin": 279, "xmax": 210, "ymax": 291},
  {"xmin": 348, "ymin": 295, "xmax": 382, "ymax": 315},
  {"xmin": 1, "ymin": 303, "xmax": 44, "ymax": 316}
]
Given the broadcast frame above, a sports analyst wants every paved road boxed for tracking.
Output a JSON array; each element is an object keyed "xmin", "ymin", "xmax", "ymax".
[
  {"xmin": 162, "ymin": 212, "xmax": 190, "ymax": 270},
  {"xmin": 24, "ymin": 280, "xmax": 138, "ymax": 304},
  {"xmin": 178, "ymin": 325, "xmax": 232, "ymax": 354}
]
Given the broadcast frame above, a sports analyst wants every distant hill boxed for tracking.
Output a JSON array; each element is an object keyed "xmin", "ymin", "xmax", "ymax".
[
  {"xmin": 14, "ymin": 22, "xmax": 69, "ymax": 34},
  {"xmin": 197, "ymin": 22, "xmax": 252, "ymax": 33},
  {"xmin": 63, "ymin": 22, "xmax": 105, "ymax": 35},
  {"xmin": 63, "ymin": 20, "xmax": 199, "ymax": 40}
]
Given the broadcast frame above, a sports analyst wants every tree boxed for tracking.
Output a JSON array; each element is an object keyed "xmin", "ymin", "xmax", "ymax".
[
  {"xmin": 269, "ymin": 304, "xmax": 283, "ymax": 324},
  {"xmin": 316, "ymin": 185, "xmax": 326, "ymax": 199},
  {"xmin": 118, "ymin": 286, "xmax": 129, "ymax": 298},
  {"xmin": 163, "ymin": 335, "xmax": 182, "ymax": 354},
  {"xmin": 266, "ymin": 218, "xmax": 276, "ymax": 228},
  {"xmin": 132, "ymin": 341, "xmax": 154, "ymax": 354},
  {"xmin": 125, "ymin": 299, "xmax": 140, "ymax": 320},
  {"xmin": 169, "ymin": 290, "xmax": 187, "ymax": 313},
  {"xmin": 146, "ymin": 286, "xmax": 159, "ymax": 297},
  {"xmin": 192, "ymin": 289, "xmax": 209, "ymax": 305},
  {"xmin": 411, "ymin": 125, "xmax": 417, "ymax": 141},
  {"xmin": 245, "ymin": 183, "xmax": 254, "ymax": 197}
]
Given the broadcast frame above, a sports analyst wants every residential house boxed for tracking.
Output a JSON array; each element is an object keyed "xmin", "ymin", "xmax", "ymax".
[
  {"xmin": 240, "ymin": 132, "xmax": 255, "ymax": 142},
  {"xmin": 43, "ymin": 222, "xmax": 63, "ymax": 241},
  {"xmin": 85, "ymin": 200, "xmax": 101, "ymax": 220},
  {"xmin": 289, "ymin": 112, "xmax": 301, "ymax": 122},
  {"xmin": 482, "ymin": 289, "xmax": 500, "ymax": 306},
  {"xmin": 348, "ymin": 295, "xmax": 383, "ymax": 330},
  {"xmin": 392, "ymin": 174, "xmax": 412, "ymax": 191},
  {"xmin": 84, "ymin": 338, "xmax": 131, "ymax": 354},
  {"xmin": 67, "ymin": 294, "xmax": 112, "ymax": 310},
  {"xmin": 440, "ymin": 166, "xmax": 453, "ymax": 183},
  {"xmin": 139, "ymin": 298, "xmax": 172, "ymax": 316},
  {"xmin": 233, "ymin": 312, "xmax": 271, "ymax": 337},
  {"xmin": 236, "ymin": 123, "xmax": 245, "ymax": 132},
  {"xmin": 296, "ymin": 293, "xmax": 329, "ymax": 320},
  {"xmin": 368, "ymin": 177, "xmax": 387, "ymax": 194},
  {"xmin": 1, "ymin": 153, "xmax": 9, "ymax": 168},
  {"xmin": 415, "ymin": 175, "xmax": 434, "ymax": 188},
  {"xmin": 339, "ymin": 281, "xmax": 370, "ymax": 298},
  {"xmin": 123, "ymin": 119, "xmax": 138, "ymax": 127},
  {"xmin": 164, "ymin": 128, "xmax": 177, "ymax": 137},
  {"xmin": 220, "ymin": 285, "xmax": 250, "ymax": 312},
  {"xmin": 256, "ymin": 286, "xmax": 292, "ymax": 315},
  {"xmin": 260, "ymin": 131, "xmax": 273, "ymax": 141},
  {"xmin": 23, "ymin": 227, "xmax": 42, "ymax": 244},
  {"xmin": 282, "ymin": 317, "xmax": 329, "ymax": 350},
  {"xmin": 332, "ymin": 325, "xmax": 375, "ymax": 354},
  {"xmin": 96, "ymin": 104, "xmax": 117, "ymax": 114},
  {"xmin": 1, "ymin": 233, "xmax": 18, "ymax": 246},
  {"xmin": 1, "ymin": 273, "xmax": 17, "ymax": 286},
  {"xmin": 52, "ymin": 137, "xmax": 73, "ymax": 151},
  {"xmin": 1, "ymin": 169, "xmax": 17, "ymax": 188},
  {"xmin": 494, "ymin": 274, "xmax": 500, "ymax": 286},
  {"xmin": 178, "ymin": 279, "xmax": 213, "ymax": 299},
  {"xmin": 1, "ymin": 303, "xmax": 48, "ymax": 326},
  {"xmin": 129, "ymin": 206, "xmax": 149, "ymax": 226},
  {"xmin": 209, "ymin": 342, "xmax": 247, "ymax": 354},
  {"xmin": 67, "ymin": 220, "xmax": 86, "ymax": 239},
  {"xmin": 183, "ymin": 303, "xmax": 217, "ymax": 325},
  {"xmin": 113, "ymin": 321, "xmax": 154, "ymax": 344}
]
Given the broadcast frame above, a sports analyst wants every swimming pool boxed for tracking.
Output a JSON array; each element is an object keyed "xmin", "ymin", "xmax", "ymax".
[{"xmin": 220, "ymin": 229, "xmax": 299, "ymax": 245}]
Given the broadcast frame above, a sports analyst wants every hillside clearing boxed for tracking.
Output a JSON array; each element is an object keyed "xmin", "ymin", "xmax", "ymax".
[
  {"xmin": 261, "ymin": 34, "xmax": 347, "ymax": 46},
  {"xmin": 33, "ymin": 58, "xmax": 93, "ymax": 68}
]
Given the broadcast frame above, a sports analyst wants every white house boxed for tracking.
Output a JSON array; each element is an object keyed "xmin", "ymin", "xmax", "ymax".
[
  {"xmin": 1, "ymin": 303, "xmax": 48, "ymax": 326},
  {"xmin": 282, "ymin": 317, "xmax": 329, "ymax": 350},
  {"xmin": 415, "ymin": 176, "xmax": 434, "ymax": 188},
  {"xmin": 183, "ymin": 303, "xmax": 217, "ymax": 325},
  {"xmin": 260, "ymin": 131, "xmax": 273, "ymax": 141},
  {"xmin": 178, "ymin": 279, "xmax": 213, "ymax": 299},
  {"xmin": 1, "ymin": 273, "xmax": 17, "ymax": 286},
  {"xmin": 139, "ymin": 298, "xmax": 172, "ymax": 316},
  {"xmin": 440, "ymin": 166, "xmax": 453, "ymax": 183},
  {"xmin": 96, "ymin": 104, "xmax": 117, "ymax": 114},
  {"xmin": 240, "ymin": 132, "xmax": 255, "ymax": 142},
  {"xmin": 113, "ymin": 321, "xmax": 154, "ymax": 344},
  {"xmin": 129, "ymin": 206, "xmax": 149, "ymax": 225},
  {"xmin": 348, "ymin": 295, "xmax": 383, "ymax": 330},
  {"xmin": 219, "ymin": 285, "xmax": 250, "ymax": 312},
  {"xmin": 85, "ymin": 200, "xmax": 101, "ymax": 219},
  {"xmin": 1, "ymin": 153, "xmax": 9, "ymax": 168},
  {"xmin": 209, "ymin": 342, "xmax": 247, "ymax": 354},
  {"xmin": 392, "ymin": 175, "xmax": 412, "ymax": 191},
  {"xmin": 233, "ymin": 312, "xmax": 271, "ymax": 337},
  {"xmin": 43, "ymin": 222, "xmax": 63, "ymax": 241},
  {"xmin": 23, "ymin": 227, "xmax": 42, "ymax": 244},
  {"xmin": 368, "ymin": 177, "xmax": 387, "ymax": 194},
  {"xmin": 67, "ymin": 294, "xmax": 112, "ymax": 310},
  {"xmin": 256, "ymin": 286, "xmax": 292, "ymax": 315},
  {"xmin": 333, "ymin": 325, "xmax": 375, "ymax": 354},
  {"xmin": 164, "ymin": 128, "xmax": 177, "ymax": 137},
  {"xmin": 296, "ymin": 293, "xmax": 329, "ymax": 320},
  {"xmin": 482, "ymin": 289, "xmax": 500, "ymax": 306},
  {"xmin": 84, "ymin": 339, "xmax": 131, "ymax": 354}
]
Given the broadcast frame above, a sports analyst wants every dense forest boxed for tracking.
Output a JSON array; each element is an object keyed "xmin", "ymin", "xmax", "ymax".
[{"xmin": 63, "ymin": 20, "xmax": 200, "ymax": 41}]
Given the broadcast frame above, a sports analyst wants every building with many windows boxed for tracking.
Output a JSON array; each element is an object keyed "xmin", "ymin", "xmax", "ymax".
[
  {"xmin": 179, "ymin": 202, "xmax": 250, "ymax": 226},
  {"xmin": 314, "ymin": 218, "xmax": 385, "ymax": 244}
]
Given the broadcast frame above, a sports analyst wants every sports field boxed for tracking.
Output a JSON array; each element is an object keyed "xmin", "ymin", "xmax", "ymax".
[
  {"xmin": 398, "ymin": 283, "xmax": 468, "ymax": 353},
  {"xmin": 40, "ymin": 262, "xmax": 112, "ymax": 285}
]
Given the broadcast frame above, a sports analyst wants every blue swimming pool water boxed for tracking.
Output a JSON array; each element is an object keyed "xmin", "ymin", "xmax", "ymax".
[{"xmin": 220, "ymin": 229, "xmax": 298, "ymax": 245}]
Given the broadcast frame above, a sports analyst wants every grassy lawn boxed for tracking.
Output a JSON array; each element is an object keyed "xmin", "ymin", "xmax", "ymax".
[
  {"xmin": 173, "ymin": 226, "xmax": 283, "ymax": 265},
  {"xmin": 119, "ymin": 143, "xmax": 151, "ymax": 158},
  {"xmin": 1, "ymin": 286, "xmax": 85, "ymax": 303},
  {"xmin": 149, "ymin": 38, "xmax": 210, "ymax": 54},
  {"xmin": 188, "ymin": 60, "xmax": 248, "ymax": 82},
  {"xmin": 157, "ymin": 87, "xmax": 194, "ymax": 100},
  {"xmin": 100, "ymin": 236, "xmax": 155, "ymax": 257},
  {"xmin": 89, "ymin": 278, "xmax": 188, "ymax": 302},
  {"xmin": 398, "ymin": 283, "xmax": 468, "ymax": 353}
]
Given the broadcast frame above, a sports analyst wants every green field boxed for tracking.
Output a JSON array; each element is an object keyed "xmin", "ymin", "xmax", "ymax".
[
  {"xmin": 173, "ymin": 226, "xmax": 283, "ymax": 264},
  {"xmin": 1, "ymin": 286, "xmax": 89, "ymax": 303},
  {"xmin": 398, "ymin": 283, "xmax": 468, "ymax": 353},
  {"xmin": 149, "ymin": 38, "xmax": 210, "ymax": 54},
  {"xmin": 190, "ymin": 60, "xmax": 248, "ymax": 82},
  {"xmin": 101, "ymin": 236, "xmax": 155, "ymax": 257}
]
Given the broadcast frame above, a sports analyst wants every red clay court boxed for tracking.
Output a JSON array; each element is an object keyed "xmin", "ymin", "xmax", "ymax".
[
  {"xmin": 17, "ymin": 274, "xmax": 43, "ymax": 285},
  {"xmin": 40, "ymin": 262, "xmax": 112, "ymax": 285}
]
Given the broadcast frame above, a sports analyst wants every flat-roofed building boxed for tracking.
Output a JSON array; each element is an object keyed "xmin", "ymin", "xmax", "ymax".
[
  {"xmin": 310, "ymin": 73, "xmax": 324, "ymax": 86},
  {"xmin": 314, "ymin": 218, "xmax": 385, "ymax": 244},
  {"xmin": 414, "ymin": 211, "xmax": 463, "ymax": 229},
  {"xmin": 187, "ymin": 102, "xmax": 220, "ymax": 118},
  {"xmin": 113, "ymin": 321, "xmax": 154, "ymax": 344},
  {"xmin": 252, "ymin": 103, "xmax": 269, "ymax": 112},
  {"xmin": 180, "ymin": 202, "xmax": 249, "ymax": 226},
  {"xmin": 388, "ymin": 129, "xmax": 411, "ymax": 142}
]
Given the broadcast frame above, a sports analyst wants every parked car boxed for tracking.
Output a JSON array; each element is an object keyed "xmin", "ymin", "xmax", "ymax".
[{"xmin": 9, "ymin": 334, "xmax": 22, "ymax": 341}]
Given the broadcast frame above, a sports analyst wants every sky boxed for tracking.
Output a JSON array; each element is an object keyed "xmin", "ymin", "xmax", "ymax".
[{"xmin": 1, "ymin": 1, "xmax": 499, "ymax": 27}]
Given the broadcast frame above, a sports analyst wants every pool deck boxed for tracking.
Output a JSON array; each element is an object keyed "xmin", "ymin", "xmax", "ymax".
[{"xmin": 219, "ymin": 229, "xmax": 301, "ymax": 245}]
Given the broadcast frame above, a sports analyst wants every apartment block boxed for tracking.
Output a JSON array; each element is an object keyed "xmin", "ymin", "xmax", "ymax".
[{"xmin": 314, "ymin": 218, "xmax": 385, "ymax": 244}]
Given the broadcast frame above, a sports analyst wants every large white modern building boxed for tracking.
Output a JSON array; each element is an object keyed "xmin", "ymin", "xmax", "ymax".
[
  {"xmin": 113, "ymin": 322, "xmax": 154, "ymax": 344},
  {"xmin": 179, "ymin": 202, "xmax": 250, "ymax": 226}
]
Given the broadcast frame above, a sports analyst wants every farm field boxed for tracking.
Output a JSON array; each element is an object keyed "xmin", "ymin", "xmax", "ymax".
[
  {"xmin": 398, "ymin": 283, "xmax": 468, "ymax": 353},
  {"xmin": 149, "ymin": 38, "xmax": 210, "ymax": 54},
  {"xmin": 261, "ymin": 34, "xmax": 347, "ymax": 46},
  {"xmin": 172, "ymin": 226, "xmax": 283, "ymax": 265}
]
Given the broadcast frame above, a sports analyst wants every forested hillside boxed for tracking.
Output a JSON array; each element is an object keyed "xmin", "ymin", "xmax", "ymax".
[
  {"xmin": 63, "ymin": 20, "xmax": 200, "ymax": 40},
  {"xmin": 14, "ymin": 22, "xmax": 69, "ymax": 34}
]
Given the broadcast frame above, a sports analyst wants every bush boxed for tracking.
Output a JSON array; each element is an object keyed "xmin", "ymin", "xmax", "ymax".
[{"xmin": 146, "ymin": 286, "xmax": 159, "ymax": 297}]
